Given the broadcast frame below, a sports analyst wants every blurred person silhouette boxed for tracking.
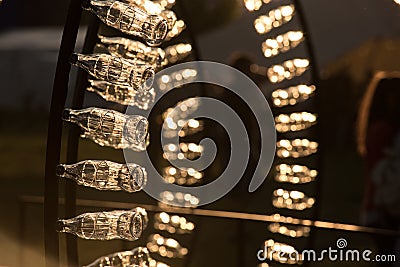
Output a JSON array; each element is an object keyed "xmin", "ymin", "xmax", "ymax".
[{"xmin": 357, "ymin": 74, "xmax": 400, "ymax": 266}]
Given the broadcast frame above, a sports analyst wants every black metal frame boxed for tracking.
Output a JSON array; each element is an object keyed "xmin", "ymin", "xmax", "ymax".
[
  {"xmin": 44, "ymin": 2, "xmax": 102, "ymax": 266},
  {"xmin": 44, "ymin": 0, "xmax": 83, "ymax": 266}
]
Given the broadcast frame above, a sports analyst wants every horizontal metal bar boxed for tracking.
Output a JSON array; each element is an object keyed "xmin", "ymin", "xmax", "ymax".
[{"xmin": 20, "ymin": 195, "xmax": 400, "ymax": 236}]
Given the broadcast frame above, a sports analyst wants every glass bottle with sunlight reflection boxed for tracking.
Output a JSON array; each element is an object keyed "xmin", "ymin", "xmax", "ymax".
[
  {"xmin": 273, "ymin": 189, "xmax": 315, "ymax": 210},
  {"xmin": 87, "ymin": 80, "xmax": 155, "ymax": 109},
  {"xmin": 57, "ymin": 160, "xmax": 147, "ymax": 193},
  {"xmin": 276, "ymin": 139, "xmax": 318, "ymax": 158},
  {"xmin": 147, "ymin": 234, "xmax": 188, "ymax": 258},
  {"xmin": 63, "ymin": 107, "xmax": 148, "ymax": 151},
  {"xmin": 275, "ymin": 164, "xmax": 317, "ymax": 184},
  {"xmin": 98, "ymin": 35, "xmax": 166, "ymax": 67},
  {"xmin": 82, "ymin": 0, "xmax": 168, "ymax": 46},
  {"xmin": 57, "ymin": 207, "xmax": 148, "ymax": 241},
  {"xmin": 271, "ymin": 84, "xmax": 316, "ymax": 107},
  {"xmin": 275, "ymin": 112, "xmax": 317, "ymax": 133},
  {"xmin": 267, "ymin": 59, "xmax": 309, "ymax": 83},
  {"xmin": 262, "ymin": 31, "xmax": 304, "ymax": 58},
  {"xmin": 71, "ymin": 53, "xmax": 155, "ymax": 91},
  {"xmin": 84, "ymin": 247, "xmax": 151, "ymax": 267},
  {"xmin": 154, "ymin": 212, "xmax": 195, "ymax": 234},
  {"xmin": 254, "ymin": 5, "xmax": 295, "ymax": 34}
]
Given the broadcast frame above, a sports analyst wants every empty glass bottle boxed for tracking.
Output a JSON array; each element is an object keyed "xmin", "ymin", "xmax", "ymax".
[
  {"xmin": 57, "ymin": 207, "xmax": 147, "ymax": 241},
  {"xmin": 254, "ymin": 5, "xmax": 295, "ymax": 35},
  {"xmin": 98, "ymin": 36, "xmax": 166, "ymax": 67},
  {"xmin": 154, "ymin": 212, "xmax": 195, "ymax": 234},
  {"xmin": 84, "ymin": 247, "xmax": 151, "ymax": 267},
  {"xmin": 262, "ymin": 31, "xmax": 304, "ymax": 58},
  {"xmin": 63, "ymin": 107, "xmax": 148, "ymax": 151},
  {"xmin": 121, "ymin": 0, "xmax": 177, "ymax": 29},
  {"xmin": 267, "ymin": 58, "xmax": 310, "ymax": 83},
  {"xmin": 164, "ymin": 43, "xmax": 192, "ymax": 65},
  {"xmin": 82, "ymin": 0, "xmax": 168, "ymax": 46},
  {"xmin": 153, "ymin": 0, "xmax": 176, "ymax": 9},
  {"xmin": 123, "ymin": 0, "xmax": 163, "ymax": 12},
  {"xmin": 87, "ymin": 80, "xmax": 155, "ymax": 109},
  {"xmin": 271, "ymin": 84, "xmax": 316, "ymax": 107},
  {"xmin": 57, "ymin": 160, "xmax": 147, "ymax": 193},
  {"xmin": 159, "ymin": 10, "xmax": 177, "ymax": 30},
  {"xmin": 71, "ymin": 53, "xmax": 155, "ymax": 91},
  {"xmin": 147, "ymin": 234, "xmax": 188, "ymax": 258},
  {"xmin": 165, "ymin": 20, "xmax": 186, "ymax": 41}
]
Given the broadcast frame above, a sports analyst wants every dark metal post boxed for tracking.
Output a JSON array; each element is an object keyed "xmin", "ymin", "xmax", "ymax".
[{"xmin": 44, "ymin": 0, "xmax": 83, "ymax": 266}]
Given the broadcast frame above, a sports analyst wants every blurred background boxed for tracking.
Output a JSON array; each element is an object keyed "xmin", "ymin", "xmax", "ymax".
[{"xmin": 1, "ymin": 0, "xmax": 400, "ymax": 266}]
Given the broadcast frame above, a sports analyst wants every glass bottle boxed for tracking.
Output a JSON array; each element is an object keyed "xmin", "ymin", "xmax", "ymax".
[
  {"xmin": 71, "ymin": 53, "xmax": 155, "ymax": 92},
  {"xmin": 63, "ymin": 107, "xmax": 148, "ymax": 151},
  {"xmin": 164, "ymin": 43, "xmax": 192, "ymax": 65},
  {"xmin": 57, "ymin": 208, "xmax": 147, "ymax": 241},
  {"xmin": 82, "ymin": 0, "xmax": 168, "ymax": 46},
  {"xmin": 267, "ymin": 58, "xmax": 309, "ymax": 83},
  {"xmin": 57, "ymin": 160, "xmax": 147, "ymax": 193},
  {"xmin": 262, "ymin": 31, "xmax": 304, "ymax": 58},
  {"xmin": 147, "ymin": 234, "xmax": 188, "ymax": 258},
  {"xmin": 98, "ymin": 35, "xmax": 166, "ymax": 67},
  {"xmin": 84, "ymin": 247, "xmax": 151, "ymax": 267},
  {"xmin": 121, "ymin": 0, "xmax": 177, "ymax": 29},
  {"xmin": 87, "ymin": 79, "xmax": 155, "ymax": 109}
]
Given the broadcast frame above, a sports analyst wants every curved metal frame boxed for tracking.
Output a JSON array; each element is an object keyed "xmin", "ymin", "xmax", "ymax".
[{"xmin": 44, "ymin": 0, "xmax": 83, "ymax": 266}]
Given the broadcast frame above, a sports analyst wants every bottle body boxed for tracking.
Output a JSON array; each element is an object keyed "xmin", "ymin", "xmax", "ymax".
[
  {"xmin": 164, "ymin": 43, "xmax": 192, "ymax": 65},
  {"xmin": 159, "ymin": 10, "xmax": 177, "ymax": 30},
  {"xmin": 71, "ymin": 53, "xmax": 155, "ymax": 91},
  {"xmin": 57, "ymin": 208, "xmax": 147, "ymax": 241},
  {"xmin": 99, "ymin": 36, "xmax": 166, "ymax": 67},
  {"xmin": 271, "ymin": 84, "xmax": 316, "ymax": 108},
  {"xmin": 57, "ymin": 160, "xmax": 147, "ymax": 193},
  {"xmin": 165, "ymin": 20, "xmax": 186, "ymax": 41},
  {"xmin": 120, "ymin": 0, "xmax": 177, "ymax": 29},
  {"xmin": 84, "ymin": 247, "xmax": 151, "ymax": 267},
  {"xmin": 262, "ymin": 31, "xmax": 304, "ymax": 58},
  {"xmin": 63, "ymin": 107, "xmax": 149, "ymax": 151},
  {"xmin": 87, "ymin": 80, "xmax": 155, "ymax": 109},
  {"xmin": 267, "ymin": 58, "xmax": 310, "ymax": 83},
  {"xmin": 147, "ymin": 234, "xmax": 188, "ymax": 258},
  {"xmin": 83, "ymin": 0, "xmax": 168, "ymax": 46},
  {"xmin": 253, "ymin": 4, "xmax": 295, "ymax": 34}
]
